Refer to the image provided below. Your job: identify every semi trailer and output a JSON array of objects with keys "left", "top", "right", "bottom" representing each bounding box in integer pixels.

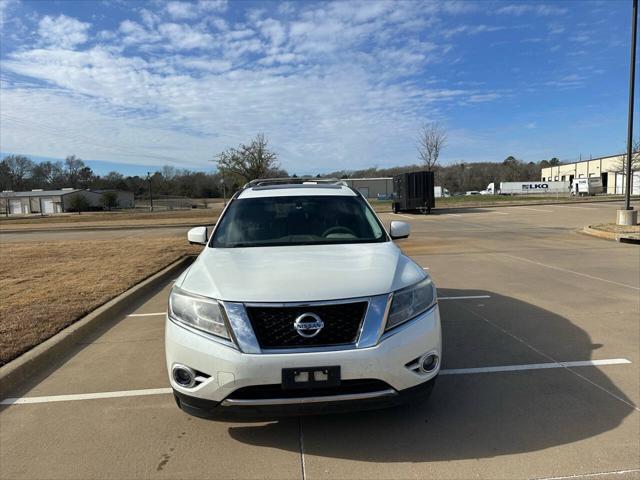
[
  {"left": 393, "top": 171, "right": 435, "bottom": 214},
  {"left": 485, "top": 181, "right": 571, "bottom": 195}
]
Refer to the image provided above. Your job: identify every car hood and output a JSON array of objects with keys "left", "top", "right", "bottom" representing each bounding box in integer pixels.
[{"left": 178, "top": 242, "right": 425, "bottom": 302}]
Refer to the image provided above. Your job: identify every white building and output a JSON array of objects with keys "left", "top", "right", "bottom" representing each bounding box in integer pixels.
[{"left": 540, "top": 153, "right": 639, "bottom": 195}]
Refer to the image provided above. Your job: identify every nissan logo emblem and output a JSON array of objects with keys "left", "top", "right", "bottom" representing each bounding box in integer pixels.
[{"left": 293, "top": 313, "right": 325, "bottom": 338}]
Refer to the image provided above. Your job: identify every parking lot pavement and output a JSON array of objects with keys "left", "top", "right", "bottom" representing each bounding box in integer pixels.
[{"left": 1, "top": 200, "right": 639, "bottom": 480}]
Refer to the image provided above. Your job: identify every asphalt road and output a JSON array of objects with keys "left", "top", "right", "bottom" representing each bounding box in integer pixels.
[{"left": 1, "top": 200, "right": 639, "bottom": 479}]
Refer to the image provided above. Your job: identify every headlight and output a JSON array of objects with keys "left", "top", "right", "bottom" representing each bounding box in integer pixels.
[
  {"left": 385, "top": 277, "right": 437, "bottom": 331},
  {"left": 169, "top": 287, "right": 230, "bottom": 339}
]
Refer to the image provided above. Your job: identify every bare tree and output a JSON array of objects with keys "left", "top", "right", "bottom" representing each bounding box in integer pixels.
[
  {"left": 613, "top": 139, "right": 640, "bottom": 173},
  {"left": 215, "top": 133, "right": 282, "bottom": 182},
  {"left": 1, "top": 154, "right": 34, "bottom": 190},
  {"left": 64, "top": 155, "right": 85, "bottom": 188},
  {"left": 417, "top": 122, "right": 447, "bottom": 171}
]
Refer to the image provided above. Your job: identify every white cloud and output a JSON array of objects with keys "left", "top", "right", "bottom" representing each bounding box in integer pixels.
[
  {"left": 443, "top": 24, "right": 507, "bottom": 38},
  {"left": 165, "top": 2, "right": 196, "bottom": 20},
  {"left": 157, "top": 22, "right": 213, "bottom": 50},
  {"left": 1, "top": 42, "right": 501, "bottom": 171},
  {"left": 197, "top": 0, "right": 227, "bottom": 13},
  {"left": 496, "top": 4, "right": 568, "bottom": 16},
  {"left": 119, "top": 20, "right": 161, "bottom": 45},
  {"left": 1, "top": 0, "right": 509, "bottom": 172},
  {"left": 165, "top": 0, "right": 227, "bottom": 20},
  {"left": 38, "top": 14, "right": 91, "bottom": 49},
  {"left": 257, "top": 18, "right": 286, "bottom": 48},
  {"left": 1, "top": 0, "right": 18, "bottom": 26},
  {"left": 544, "top": 74, "right": 585, "bottom": 88}
]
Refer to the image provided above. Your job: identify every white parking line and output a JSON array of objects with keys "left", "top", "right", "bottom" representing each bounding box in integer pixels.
[
  {"left": 127, "top": 312, "right": 166, "bottom": 317},
  {"left": 391, "top": 213, "right": 415, "bottom": 219},
  {"left": 1, "top": 359, "right": 631, "bottom": 406},
  {"left": 422, "top": 267, "right": 430, "bottom": 270},
  {"left": 533, "top": 468, "right": 640, "bottom": 480},
  {"left": 516, "top": 207, "right": 554, "bottom": 213},
  {"left": 556, "top": 205, "right": 596, "bottom": 210},
  {"left": 503, "top": 254, "right": 640, "bottom": 291},
  {"left": 1, "top": 388, "right": 172, "bottom": 405},
  {"left": 439, "top": 295, "right": 491, "bottom": 300},
  {"left": 440, "top": 359, "right": 631, "bottom": 375}
]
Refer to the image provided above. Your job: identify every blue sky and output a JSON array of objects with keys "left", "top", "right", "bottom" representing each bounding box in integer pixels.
[{"left": 0, "top": 0, "right": 636, "bottom": 176}]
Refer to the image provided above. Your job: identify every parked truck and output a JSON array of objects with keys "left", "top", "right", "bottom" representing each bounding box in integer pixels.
[
  {"left": 434, "top": 186, "right": 450, "bottom": 198},
  {"left": 393, "top": 171, "right": 435, "bottom": 214},
  {"left": 571, "top": 177, "right": 603, "bottom": 196},
  {"left": 485, "top": 181, "right": 570, "bottom": 195}
]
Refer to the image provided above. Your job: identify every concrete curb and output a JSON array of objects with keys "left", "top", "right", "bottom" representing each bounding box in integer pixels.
[
  {"left": 582, "top": 225, "right": 640, "bottom": 244},
  {"left": 0, "top": 255, "right": 196, "bottom": 395},
  {"left": 0, "top": 222, "right": 216, "bottom": 235}
]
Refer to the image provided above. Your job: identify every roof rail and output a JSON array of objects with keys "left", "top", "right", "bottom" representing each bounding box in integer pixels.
[{"left": 244, "top": 177, "right": 347, "bottom": 188}]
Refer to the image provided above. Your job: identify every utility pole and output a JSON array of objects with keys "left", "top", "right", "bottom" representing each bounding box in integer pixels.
[
  {"left": 147, "top": 172, "right": 154, "bottom": 212},
  {"left": 625, "top": 0, "right": 637, "bottom": 211},
  {"left": 220, "top": 174, "right": 227, "bottom": 206}
]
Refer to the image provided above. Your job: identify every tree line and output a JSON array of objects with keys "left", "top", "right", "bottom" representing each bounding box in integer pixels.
[
  {"left": 0, "top": 154, "right": 229, "bottom": 199},
  {"left": 329, "top": 156, "right": 556, "bottom": 193},
  {"left": 2, "top": 130, "right": 567, "bottom": 199}
]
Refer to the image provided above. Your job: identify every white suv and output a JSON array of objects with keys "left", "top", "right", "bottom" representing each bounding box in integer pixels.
[{"left": 165, "top": 179, "right": 441, "bottom": 417}]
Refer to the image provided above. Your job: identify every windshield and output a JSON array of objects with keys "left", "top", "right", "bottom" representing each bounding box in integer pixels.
[{"left": 212, "top": 195, "right": 387, "bottom": 248}]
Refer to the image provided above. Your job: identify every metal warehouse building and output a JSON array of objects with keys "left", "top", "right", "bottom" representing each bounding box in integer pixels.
[
  {"left": 1, "top": 189, "right": 109, "bottom": 215},
  {"left": 90, "top": 189, "right": 135, "bottom": 208},
  {"left": 541, "top": 153, "right": 640, "bottom": 195},
  {"left": 341, "top": 177, "right": 393, "bottom": 198}
]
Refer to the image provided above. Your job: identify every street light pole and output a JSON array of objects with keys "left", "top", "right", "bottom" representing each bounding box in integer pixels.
[
  {"left": 147, "top": 172, "right": 154, "bottom": 212},
  {"left": 625, "top": 0, "right": 637, "bottom": 210}
]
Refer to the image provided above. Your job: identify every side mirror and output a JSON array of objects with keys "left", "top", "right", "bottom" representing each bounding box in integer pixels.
[
  {"left": 187, "top": 226, "right": 208, "bottom": 245},
  {"left": 390, "top": 221, "right": 410, "bottom": 239}
]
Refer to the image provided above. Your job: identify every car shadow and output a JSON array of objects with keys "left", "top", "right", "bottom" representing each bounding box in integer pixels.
[{"left": 225, "top": 289, "right": 636, "bottom": 462}]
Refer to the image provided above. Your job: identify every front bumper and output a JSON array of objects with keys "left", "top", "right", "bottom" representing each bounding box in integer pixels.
[
  {"left": 173, "top": 376, "right": 437, "bottom": 418},
  {"left": 165, "top": 305, "right": 441, "bottom": 413}
]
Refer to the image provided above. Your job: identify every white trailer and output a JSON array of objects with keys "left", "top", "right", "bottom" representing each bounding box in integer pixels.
[
  {"left": 571, "top": 177, "right": 603, "bottom": 196},
  {"left": 486, "top": 181, "right": 570, "bottom": 195}
]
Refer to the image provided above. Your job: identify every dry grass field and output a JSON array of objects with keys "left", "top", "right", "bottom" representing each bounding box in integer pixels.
[
  {"left": 0, "top": 207, "right": 221, "bottom": 230},
  {"left": 0, "top": 238, "right": 200, "bottom": 365}
]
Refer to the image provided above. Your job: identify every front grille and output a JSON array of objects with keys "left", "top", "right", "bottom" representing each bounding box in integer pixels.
[
  {"left": 246, "top": 301, "right": 368, "bottom": 348},
  {"left": 227, "top": 379, "right": 392, "bottom": 400}
]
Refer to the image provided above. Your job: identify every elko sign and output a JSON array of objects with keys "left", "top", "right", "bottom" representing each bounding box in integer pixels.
[{"left": 521, "top": 183, "right": 549, "bottom": 190}]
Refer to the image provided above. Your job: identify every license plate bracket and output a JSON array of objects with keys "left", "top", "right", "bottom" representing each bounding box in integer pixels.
[{"left": 282, "top": 366, "right": 341, "bottom": 389}]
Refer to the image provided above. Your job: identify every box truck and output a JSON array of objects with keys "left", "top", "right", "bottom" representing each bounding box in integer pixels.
[
  {"left": 571, "top": 177, "right": 603, "bottom": 196},
  {"left": 485, "top": 181, "right": 570, "bottom": 195},
  {"left": 434, "top": 186, "right": 450, "bottom": 198},
  {"left": 393, "top": 171, "right": 435, "bottom": 214}
]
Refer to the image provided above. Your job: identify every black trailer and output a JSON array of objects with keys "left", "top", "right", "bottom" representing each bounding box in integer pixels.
[{"left": 392, "top": 171, "right": 435, "bottom": 214}]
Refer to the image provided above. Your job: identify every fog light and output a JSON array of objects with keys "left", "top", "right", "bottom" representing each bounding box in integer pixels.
[
  {"left": 172, "top": 364, "right": 196, "bottom": 388},
  {"left": 420, "top": 354, "right": 439, "bottom": 373}
]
